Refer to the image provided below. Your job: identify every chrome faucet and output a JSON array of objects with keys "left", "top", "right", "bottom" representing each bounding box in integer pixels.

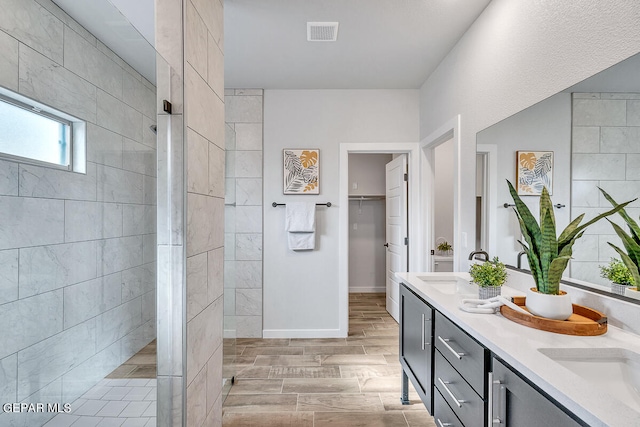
[
  {"left": 517, "top": 251, "right": 528, "bottom": 269},
  {"left": 468, "top": 250, "right": 489, "bottom": 261}
]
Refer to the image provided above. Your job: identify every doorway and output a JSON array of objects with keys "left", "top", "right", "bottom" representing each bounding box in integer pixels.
[
  {"left": 348, "top": 153, "right": 393, "bottom": 296},
  {"left": 347, "top": 153, "right": 408, "bottom": 322},
  {"left": 338, "top": 143, "right": 421, "bottom": 336}
]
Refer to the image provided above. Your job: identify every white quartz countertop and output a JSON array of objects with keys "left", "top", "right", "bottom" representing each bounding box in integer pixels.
[{"left": 397, "top": 272, "right": 640, "bottom": 427}]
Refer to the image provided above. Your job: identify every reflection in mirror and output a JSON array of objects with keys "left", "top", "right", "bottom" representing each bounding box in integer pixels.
[
  {"left": 223, "top": 122, "right": 237, "bottom": 401},
  {"left": 433, "top": 139, "right": 455, "bottom": 271},
  {"left": 476, "top": 52, "right": 640, "bottom": 301},
  {"left": 0, "top": 1, "right": 158, "bottom": 425}
]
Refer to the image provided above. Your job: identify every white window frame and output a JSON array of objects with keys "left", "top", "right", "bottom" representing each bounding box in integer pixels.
[{"left": 0, "top": 87, "right": 86, "bottom": 174}]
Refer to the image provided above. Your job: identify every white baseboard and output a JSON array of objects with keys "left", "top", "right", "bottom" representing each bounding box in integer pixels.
[
  {"left": 349, "top": 286, "right": 386, "bottom": 293},
  {"left": 262, "top": 329, "right": 345, "bottom": 338}
]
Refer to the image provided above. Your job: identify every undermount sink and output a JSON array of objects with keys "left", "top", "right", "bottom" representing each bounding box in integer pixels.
[
  {"left": 538, "top": 347, "right": 640, "bottom": 411},
  {"left": 416, "top": 276, "right": 475, "bottom": 295}
]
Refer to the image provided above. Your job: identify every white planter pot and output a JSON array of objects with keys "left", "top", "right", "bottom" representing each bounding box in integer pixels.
[
  {"left": 611, "top": 283, "right": 629, "bottom": 296},
  {"left": 525, "top": 288, "right": 573, "bottom": 320},
  {"left": 478, "top": 286, "right": 501, "bottom": 299}
]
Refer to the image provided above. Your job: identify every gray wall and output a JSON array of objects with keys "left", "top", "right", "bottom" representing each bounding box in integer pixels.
[
  {"left": 262, "top": 90, "right": 419, "bottom": 337},
  {"left": 419, "top": 0, "right": 640, "bottom": 273},
  {"left": 571, "top": 92, "right": 640, "bottom": 285},
  {"left": 0, "top": 0, "right": 156, "bottom": 425}
]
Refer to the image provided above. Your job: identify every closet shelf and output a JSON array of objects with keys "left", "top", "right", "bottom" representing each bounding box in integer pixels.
[{"left": 348, "top": 195, "right": 386, "bottom": 201}]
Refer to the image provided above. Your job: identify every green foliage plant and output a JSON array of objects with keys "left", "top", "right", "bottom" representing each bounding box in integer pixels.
[
  {"left": 599, "top": 258, "right": 634, "bottom": 286},
  {"left": 507, "top": 180, "right": 631, "bottom": 295},
  {"left": 599, "top": 188, "right": 640, "bottom": 285},
  {"left": 436, "top": 241, "right": 453, "bottom": 253},
  {"left": 469, "top": 257, "right": 507, "bottom": 288}
]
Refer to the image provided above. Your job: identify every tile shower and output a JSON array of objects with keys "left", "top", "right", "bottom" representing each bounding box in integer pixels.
[
  {"left": 0, "top": 1, "right": 156, "bottom": 425},
  {"left": 571, "top": 92, "right": 640, "bottom": 284},
  {"left": 224, "top": 89, "right": 264, "bottom": 338}
]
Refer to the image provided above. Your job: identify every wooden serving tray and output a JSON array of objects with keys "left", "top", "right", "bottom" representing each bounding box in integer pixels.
[{"left": 499, "top": 296, "right": 608, "bottom": 336}]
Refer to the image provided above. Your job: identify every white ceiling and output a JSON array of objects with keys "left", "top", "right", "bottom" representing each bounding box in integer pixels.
[
  {"left": 52, "top": 0, "right": 156, "bottom": 83},
  {"left": 224, "top": 0, "right": 492, "bottom": 89},
  {"left": 54, "top": 0, "right": 492, "bottom": 90}
]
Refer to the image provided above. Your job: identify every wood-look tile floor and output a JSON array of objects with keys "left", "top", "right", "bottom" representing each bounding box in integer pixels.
[
  {"left": 106, "top": 340, "right": 157, "bottom": 379},
  {"left": 222, "top": 293, "right": 436, "bottom": 427}
]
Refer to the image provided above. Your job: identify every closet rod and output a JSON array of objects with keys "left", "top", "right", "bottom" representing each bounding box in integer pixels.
[
  {"left": 348, "top": 196, "right": 386, "bottom": 201},
  {"left": 272, "top": 202, "right": 332, "bottom": 207}
]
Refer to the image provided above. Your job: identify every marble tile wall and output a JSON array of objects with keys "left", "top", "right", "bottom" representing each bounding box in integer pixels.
[
  {"left": 184, "top": 0, "right": 226, "bottom": 426},
  {"left": 0, "top": 1, "right": 157, "bottom": 425},
  {"left": 571, "top": 92, "right": 640, "bottom": 284},
  {"left": 224, "top": 89, "right": 264, "bottom": 338}
]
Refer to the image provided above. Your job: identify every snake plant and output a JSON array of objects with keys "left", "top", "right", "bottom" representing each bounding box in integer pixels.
[
  {"left": 600, "top": 188, "right": 640, "bottom": 286},
  {"left": 507, "top": 180, "right": 631, "bottom": 295}
]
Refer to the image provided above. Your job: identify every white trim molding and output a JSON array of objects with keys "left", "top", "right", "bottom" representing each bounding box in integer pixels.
[
  {"left": 338, "top": 142, "right": 421, "bottom": 338},
  {"left": 263, "top": 329, "right": 343, "bottom": 339}
]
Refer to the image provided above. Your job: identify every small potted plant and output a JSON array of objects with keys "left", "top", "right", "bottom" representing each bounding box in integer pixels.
[
  {"left": 436, "top": 241, "right": 453, "bottom": 256},
  {"left": 600, "top": 188, "right": 640, "bottom": 296},
  {"left": 507, "top": 180, "right": 629, "bottom": 319},
  {"left": 599, "top": 258, "right": 635, "bottom": 295},
  {"left": 469, "top": 257, "right": 507, "bottom": 299}
]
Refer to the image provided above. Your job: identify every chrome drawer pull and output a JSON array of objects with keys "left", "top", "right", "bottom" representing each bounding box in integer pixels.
[
  {"left": 421, "top": 313, "right": 425, "bottom": 350},
  {"left": 488, "top": 372, "right": 503, "bottom": 426},
  {"left": 437, "top": 419, "right": 453, "bottom": 427},
  {"left": 438, "top": 336, "right": 465, "bottom": 359},
  {"left": 438, "top": 377, "right": 466, "bottom": 408}
]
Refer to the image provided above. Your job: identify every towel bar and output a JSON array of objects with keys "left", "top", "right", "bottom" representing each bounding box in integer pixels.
[{"left": 272, "top": 202, "right": 331, "bottom": 207}]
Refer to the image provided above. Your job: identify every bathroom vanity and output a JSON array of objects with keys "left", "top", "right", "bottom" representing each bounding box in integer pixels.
[{"left": 397, "top": 272, "right": 640, "bottom": 427}]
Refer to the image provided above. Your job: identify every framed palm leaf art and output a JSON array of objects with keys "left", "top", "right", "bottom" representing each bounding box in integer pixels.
[
  {"left": 516, "top": 151, "right": 553, "bottom": 195},
  {"left": 283, "top": 149, "right": 320, "bottom": 194}
]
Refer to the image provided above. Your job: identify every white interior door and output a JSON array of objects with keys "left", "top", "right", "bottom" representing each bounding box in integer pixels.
[{"left": 385, "top": 155, "right": 408, "bottom": 322}]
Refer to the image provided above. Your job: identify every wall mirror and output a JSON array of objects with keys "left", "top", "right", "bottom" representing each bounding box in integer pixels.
[{"left": 476, "top": 51, "right": 640, "bottom": 301}]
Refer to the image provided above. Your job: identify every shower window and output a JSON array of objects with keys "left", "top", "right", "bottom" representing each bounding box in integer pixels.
[{"left": 0, "top": 89, "right": 85, "bottom": 171}]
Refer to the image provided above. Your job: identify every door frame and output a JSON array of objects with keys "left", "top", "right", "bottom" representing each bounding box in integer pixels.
[
  {"left": 420, "top": 115, "right": 462, "bottom": 271},
  {"left": 338, "top": 142, "right": 421, "bottom": 337}
]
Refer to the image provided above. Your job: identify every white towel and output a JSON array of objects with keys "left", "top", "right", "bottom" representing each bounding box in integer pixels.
[
  {"left": 285, "top": 202, "right": 316, "bottom": 250},
  {"left": 285, "top": 202, "right": 316, "bottom": 232},
  {"left": 288, "top": 231, "right": 315, "bottom": 251}
]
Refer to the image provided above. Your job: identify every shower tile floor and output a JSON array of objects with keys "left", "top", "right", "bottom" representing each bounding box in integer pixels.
[
  {"left": 44, "top": 342, "right": 157, "bottom": 427},
  {"left": 44, "top": 294, "right": 435, "bottom": 427}
]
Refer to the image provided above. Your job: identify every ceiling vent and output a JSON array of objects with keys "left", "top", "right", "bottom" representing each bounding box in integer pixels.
[{"left": 307, "top": 22, "right": 339, "bottom": 42}]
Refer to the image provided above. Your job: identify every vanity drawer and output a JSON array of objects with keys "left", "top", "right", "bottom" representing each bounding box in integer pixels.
[
  {"left": 434, "top": 388, "right": 464, "bottom": 427},
  {"left": 435, "top": 311, "right": 486, "bottom": 395},
  {"left": 434, "top": 351, "right": 484, "bottom": 427}
]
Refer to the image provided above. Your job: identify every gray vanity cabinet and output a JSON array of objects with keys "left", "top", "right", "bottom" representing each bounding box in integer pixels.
[
  {"left": 399, "top": 283, "right": 586, "bottom": 427},
  {"left": 400, "top": 284, "right": 434, "bottom": 411},
  {"left": 491, "top": 357, "right": 585, "bottom": 427},
  {"left": 434, "top": 311, "right": 488, "bottom": 427}
]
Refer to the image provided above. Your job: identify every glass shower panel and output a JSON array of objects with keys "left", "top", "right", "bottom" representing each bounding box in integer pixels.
[
  {"left": 0, "top": 1, "right": 158, "bottom": 426},
  {"left": 223, "top": 122, "right": 237, "bottom": 402}
]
